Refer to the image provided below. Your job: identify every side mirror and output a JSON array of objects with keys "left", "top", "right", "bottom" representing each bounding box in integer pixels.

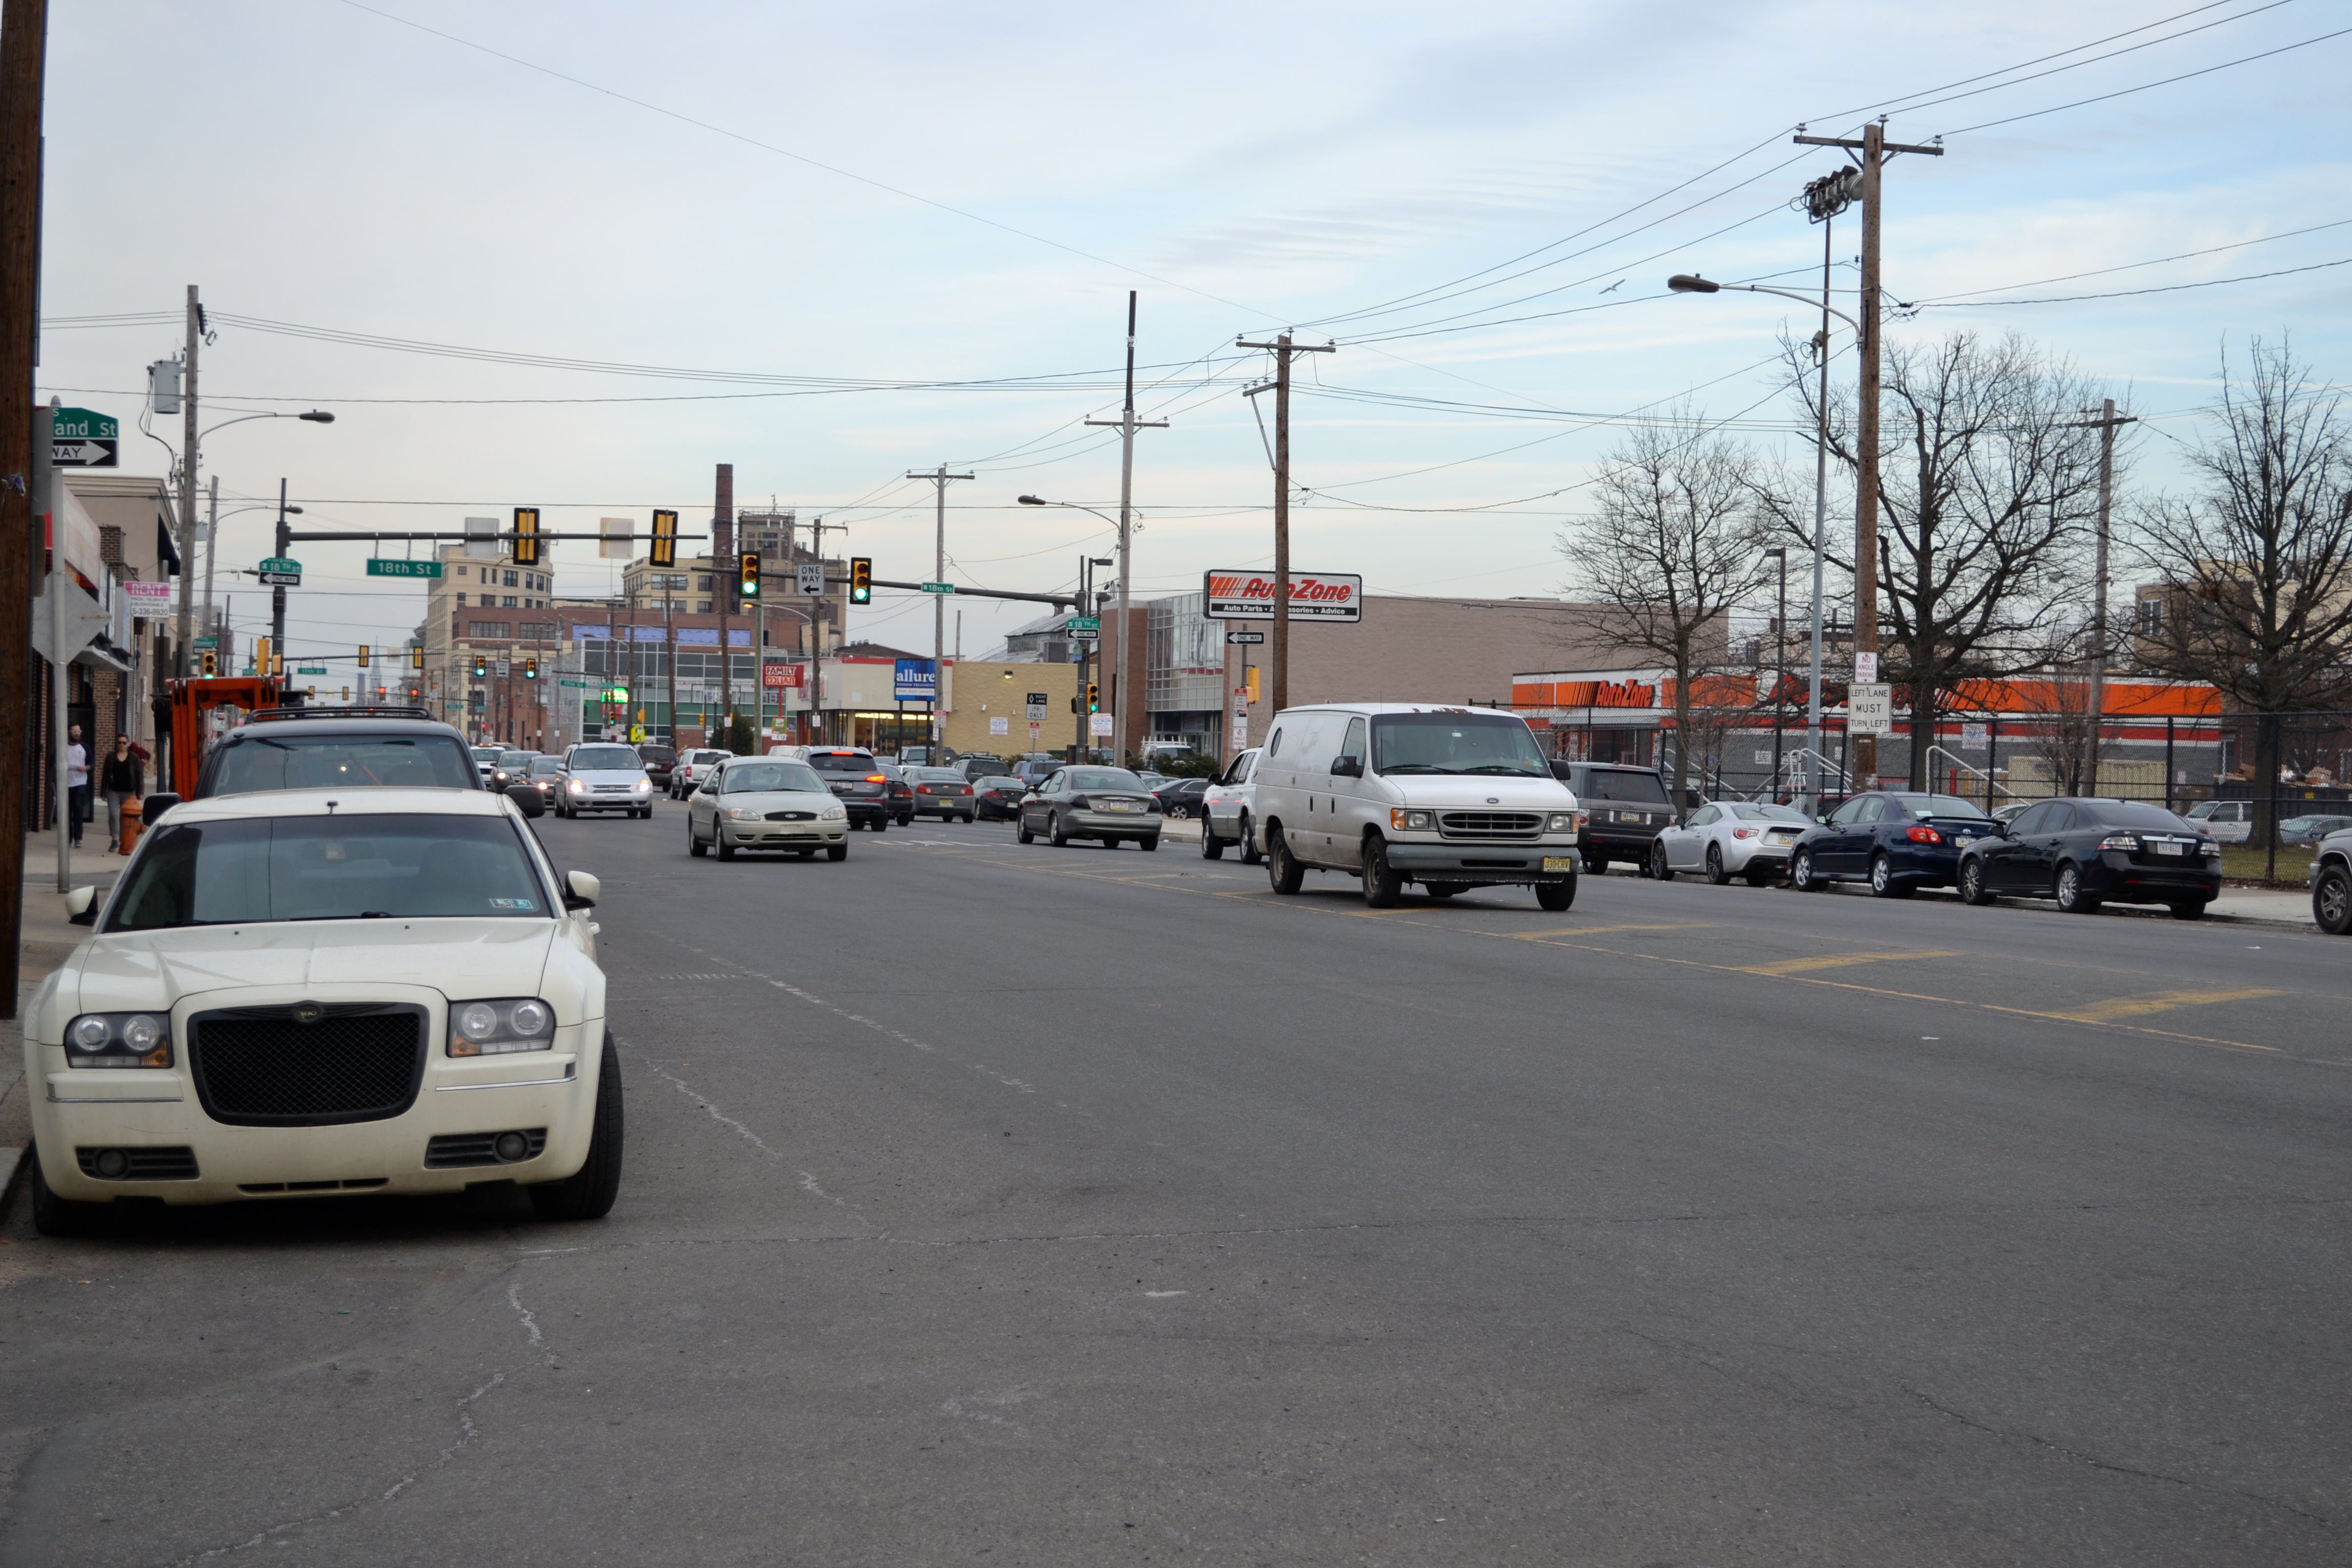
[
  {"left": 1330, "top": 755, "right": 1362, "bottom": 778},
  {"left": 63, "top": 885, "right": 98, "bottom": 925},
  {"left": 1549, "top": 760, "right": 1572, "bottom": 781},
  {"left": 1817, "top": 815, "right": 1831, "bottom": 825},
  {"left": 506, "top": 783, "right": 545, "bottom": 817},
  {"left": 143, "top": 792, "right": 181, "bottom": 824},
  {"left": 563, "top": 870, "right": 600, "bottom": 911}
]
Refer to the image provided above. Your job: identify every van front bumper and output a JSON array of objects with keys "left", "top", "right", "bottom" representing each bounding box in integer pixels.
[{"left": 1386, "top": 843, "right": 1579, "bottom": 885}]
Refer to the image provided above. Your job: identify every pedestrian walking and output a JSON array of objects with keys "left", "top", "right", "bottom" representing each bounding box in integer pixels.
[
  {"left": 65, "top": 724, "right": 90, "bottom": 849},
  {"left": 102, "top": 734, "right": 143, "bottom": 853}
]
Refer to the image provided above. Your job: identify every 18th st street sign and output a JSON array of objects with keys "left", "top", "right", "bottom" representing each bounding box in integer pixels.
[
  {"left": 366, "top": 558, "right": 444, "bottom": 579},
  {"left": 258, "top": 557, "right": 303, "bottom": 586},
  {"left": 51, "top": 407, "right": 118, "bottom": 468}
]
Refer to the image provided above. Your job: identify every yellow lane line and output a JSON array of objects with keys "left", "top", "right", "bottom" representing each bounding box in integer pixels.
[
  {"left": 1741, "top": 949, "right": 1960, "bottom": 976},
  {"left": 2052, "top": 987, "right": 2283, "bottom": 1023},
  {"left": 1508, "top": 923, "right": 1717, "bottom": 939}
]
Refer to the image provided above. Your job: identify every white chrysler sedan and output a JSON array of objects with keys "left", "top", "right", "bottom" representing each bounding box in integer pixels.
[
  {"left": 685, "top": 755, "right": 851, "bottom": 860},
  {"left": 21, "top": 788, "right": 620, "bottom": 1236}
]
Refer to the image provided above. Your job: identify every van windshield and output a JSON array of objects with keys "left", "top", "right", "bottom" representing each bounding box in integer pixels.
[{"left": 1371, "top": 714, "right": 1548, "bottom": 776}]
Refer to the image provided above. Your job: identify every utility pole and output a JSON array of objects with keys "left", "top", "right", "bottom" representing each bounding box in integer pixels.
[
  {"left": 271, "top": 477, "right": 289, "bottom": 655},
  {"left": 1235, "top": 331, "right": 1335, "bottom": 717},
  {"left": 663, "top": 584, "right": 676, "bottom": 748},
  {"left": 0, "top": 0, "right": 52, "bottom": 1004},
  {"left": 905, "top": 464, "right": 972, "bottom": 753},
  {"left": 2072, "top": 398, "right": 2136, "bottom": 794},
  {"left": 1795, "top": 119, "right": 1941, "bottom": 788},
  {"left": 175, "top": 283, "right": 199, "bottom": 676},
  {"left": 714, "top": 462, "right": 733, "bottom": 741},
  {"left": 798, "top": 514, "right": 842, "bottom": 745},
  {"left": 1085, "top": 293, "right": 1167, "bottom": 763},
  {"left": 202, "top": 473, "right": 218, "bottom": 638}
]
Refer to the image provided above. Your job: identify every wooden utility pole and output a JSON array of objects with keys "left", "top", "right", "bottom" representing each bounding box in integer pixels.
[
  {"left": 713, "top": 462, "right": 733, "bottom": 741},
  {"left": 1085, "top": 293, "right": 1166, "bottom": 763},
  {"left": 2072, "top": 398, "right": 2136, "bottom": 792},
  {"left": 175, "top": 284, "right": 199, "bottom": 676},
  {"left": 1795, "top": 119, "right": 1941, "bottom": 787},
  {"left": 1235, "top": 331, "right": 1334, "bottom": 716},
  {"left": 0, "top": 0, "right": 47, "bottom": 1009}
]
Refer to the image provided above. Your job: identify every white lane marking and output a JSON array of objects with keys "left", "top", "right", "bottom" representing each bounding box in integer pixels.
[
  {"left": 1144, "top": 1290, "right": 1188, "bottom": 1298},
  {"left": 631, "top": 1044, "right": 860, "bottom": 1212}
]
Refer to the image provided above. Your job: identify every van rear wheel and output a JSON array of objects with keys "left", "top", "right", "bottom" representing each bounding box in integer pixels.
[{"left": 1266, "top": 827, "right": 1305, "bottom": 895}]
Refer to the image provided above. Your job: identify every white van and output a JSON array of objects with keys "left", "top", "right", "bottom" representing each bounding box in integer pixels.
[{"left": 1250, "top": 703, "right": 1586, "bottom": 909}]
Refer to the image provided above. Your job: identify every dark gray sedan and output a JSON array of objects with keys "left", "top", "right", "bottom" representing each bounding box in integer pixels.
[{"left": 1015, "top": 766, "right": 1163, "bottom": 850}]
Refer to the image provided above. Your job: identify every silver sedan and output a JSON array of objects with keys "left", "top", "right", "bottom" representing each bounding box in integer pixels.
[{"left": 1650, "top": 800, "right": 1814, "bottom": 885}]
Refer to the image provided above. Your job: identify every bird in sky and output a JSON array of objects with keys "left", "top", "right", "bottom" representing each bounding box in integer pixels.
[{"left": 1599, "top": 279, "right": 1625, "bottom": 295}]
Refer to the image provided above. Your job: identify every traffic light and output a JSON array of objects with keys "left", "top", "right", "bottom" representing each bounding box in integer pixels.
[
  {"left": 256, "top": 636, "right": 271, "bottom": 672},
  {"left": 1087, "top": 682, "right": 1099, "bottom": 714},
  {"left": 200, "top": 650, "right": 217, "bottom": 676},
  {"left": 650, "top": 509, "right": 678, "bottom": 569},
  {"left": 849, "top": 557, "right": 872, "bottom": 604},
  {"left": 411, "top": 644, "right": 425, "bottom": 670},
  {"left": 377, "top": 685, "right": 388, "bottom": 700},
  {"left": 357, "top": 644, "right": 370, "bottom": 669},
  {"left": 472, "top": 653, "right": 488, "bottom": 679},
  {"left": 738, "top": 551, "right": 760, "bottom": 603},
  {"left": 511, "top": 506, "right": 541, "bottom": 566},
  {"left": 524, "top": 657, "right": 538, "bottom": 681}
]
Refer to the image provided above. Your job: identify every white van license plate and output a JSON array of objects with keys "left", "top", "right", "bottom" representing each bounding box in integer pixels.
[{"left": 1542, "top": 856, "right": 1576, "bottom": 872}]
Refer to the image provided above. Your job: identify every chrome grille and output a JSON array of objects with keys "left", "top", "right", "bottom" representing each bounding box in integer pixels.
[{"left": 1438, "top": 811, "right": 1543, "bottom": 841}]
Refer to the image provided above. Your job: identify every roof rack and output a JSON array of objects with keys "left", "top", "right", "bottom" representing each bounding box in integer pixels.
[{"left": 245, "top": 705, "right": 437, "bottom": 723}]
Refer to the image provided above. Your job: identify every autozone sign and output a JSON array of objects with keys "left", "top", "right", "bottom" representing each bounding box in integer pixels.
[{"left": 1203, "top": 570, "right": 1362, "bottom": 622}]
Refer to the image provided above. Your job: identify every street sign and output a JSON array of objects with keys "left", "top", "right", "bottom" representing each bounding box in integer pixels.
[
  {"left": 1090, "top": 714, "right": 1114, "bottom": 737},
  {"left": 1960, "top": 722, "right": 1989, "bottom": 748},
  {"left": 560, "top": 679, "right": 595, "bottom": 689},
  {"left": 296, "top": 665, "right": 329, "bottom": 675},
  {"left": 1848, "top": 682, "right": 1893, "bottom": 737},
  {"left": 258, "top": 556, "right": 302, "bottom": 586},
  {"left": 1069, "top": 626, "right": 1098, "bottom": 643},
  {"left": 797, "top": 562, "right": 825, "bottom": 596},
  {"left": 51, "top": 407, "right": 118, "bottom": 468},
  {"left": 1853, "top": 651, "right": 1879, "bottom": 683},
  {"left": 1024, "top": 692, "right": 1048, "bottom": 722},
  {"left": 1067, "top": 615, "right": 1099, "bottom": 632},
  {"left": 366, "top": 558, "right": 444, "bottom": 579},
  {"left": 1226, "top": 630, "right": 1266, "bottom": 645},
  {"left": 192, "top": 636, "right": 216, "bottom": 649},
  {"left": 919, "top": 581, "right": 955, "bottom": 595}
]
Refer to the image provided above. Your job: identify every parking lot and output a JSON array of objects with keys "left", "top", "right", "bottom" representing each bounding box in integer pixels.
[{"left": 6, "top": 795, "right": 2349, "bottom": 1564}]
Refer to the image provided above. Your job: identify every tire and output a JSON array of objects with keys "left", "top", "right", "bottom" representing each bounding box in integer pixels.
[
  {"left": 1200, "top": 823, "right": 1226, "bottom": 860},
  {"left": 1426, "top": 882, "right": 1464, "bottom": 899},
  {"left": 1959, "top": 857, "right": 1995, "bottom": 905},
  {"left": 688, "top": 819, "right": 707, "bottom": 857},
  {"left": 2053, "top": 862, "right": 2099, "bottom": 914},
  {"left": 1139, "top": 835, "right": 1159, "bottom": 853},
  {"left": 1361, "top": 836, "right": 1402, "bottom": 908},
  {"left": 1868, "top": 852, "right": 1913, "bottom": 898},
  {"left": 529, "top": 1038, "right": 624, "bottom": 1221},
  {"left": 1792, "top": 848, "right": 1827, "bottom": 892},
  {"left": 1017, "top": 818, "right": 1035, "bottom": 844},
  {"left": 2169, "top": 899, "right": 2209, "bottom": 921},
  {"left": 827, "top": 843, "right": 848, "bottom": 862},
  {"left": 872, "top": 818, "right": 887, "bottom": 834},
  {"left": 1650, "top": 841, "right": 1673, "bottom": 882},
  {"left": 717, "top": 830, "right": 737, "bottom": 862},
  {"left": 961, "top": 813, "right": 974, "bottom": 824},
  {"left": 1266, "top": 827, "right": 1305, "bottom": 895},
  {"left": 1706, "top": 844, "right": 1730, "bottom": 886},
  {"left": 1535, "top": 878, "right": 1576, "bottom": 913},
  {"left": 896, "top": 814, "right": 912, "bottom": 827},
  {"left": 1049, "top": 813, "right": 1069, "bottom": 848},
  {"left": 1239, "top": 814, "right": 1262, "bottom": 866},
  {"left": 2316, "top": 865, "right": 2352, "bottom": 935},
  {"left": 28, "top": 1143, "right": 109, "bottom": 1238},
  {"left": 1583, "top": 850, "right": 1608, "bottom": 875}
]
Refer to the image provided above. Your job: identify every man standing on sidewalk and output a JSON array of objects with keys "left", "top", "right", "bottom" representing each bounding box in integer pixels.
[{"left": 64, "top": 724, "right": 89, "bottom": 850}]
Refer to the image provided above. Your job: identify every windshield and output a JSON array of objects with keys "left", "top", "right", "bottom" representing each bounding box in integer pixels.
[
  {"left": 1731, "top": 802, "right": 1812, "bottom": 823},
  {"left": 721, "top": 762, "right": 825, "bottom": 794},
  {"left": 107, "top": 814, "right": 550, "bottom": 931},
  {"left": 805, "top": 752, "right": 876, "bottom": 773},
  {"left": 1371, "top": 714, "right": 1549, "bottom": 776},
  {"left": 638, "top": 746, "right": 675, "bottom": 763},
  {"left": 1068, "top": 769, "right": 1145, "bottom": 792},
  {"left": 1890, "top": 793, "right": 1989, "bottom": 820},
  {"left": 1580, "top": 769, "right": 1671, "bottom": 803},
  {"left": 471, "top": 747, "right": 500, "bottom": 763},
  {"left": 2086, "top": 800, "right": 2196, "bottom": 830},
  {"left": 496, "top": 751, "right": 531, "bottom": 769},
  {"left": 210, "top": 734, "right": 480, "bottom": 794},
  {"left": 568, "top": 746, "right": 642, "bottom": 772},
  {"left": 528, "top": 758, "right": 564, "bottom": 777}
]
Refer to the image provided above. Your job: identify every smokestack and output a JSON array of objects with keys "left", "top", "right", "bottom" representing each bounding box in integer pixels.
[{"left": 714, "top": 462, "right": 734, "bottom": 561}]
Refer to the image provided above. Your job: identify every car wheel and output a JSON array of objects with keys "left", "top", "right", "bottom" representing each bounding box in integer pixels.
[
  {"left": 962, "top": 812, "right": 974, "bottom": 824},
  {"left": 1200, "top": 822, "right": 1225, "bottom": 860},
  {"left": 2053, "top": 862, "right": 2099, "bottom": 914},
  {"left": 1239, "top": 813, "right": 1263, "bottom": 866},
  {"left": 529, "top": 1039, "right": 624, "bottom": 1221},
  {"left": 2169, "top": 898, "right": 2209, "bottom": 921},
  {"left": 872, "top": 818, "right": 887, "bottom": 834},
  {"left": 1426, "top": 881, "right": 1464, "bottom": 899},
  {"left": 827, "top": 843, "right": 848, "bottom": 862},
  {"left": 1361, "top": 836, "right": 1402, "bottom": 908},
  {"left": 717, "top": 830, "right": 737, "bottom": 861},
  {"left": 688, "top": 819, "right": 707, "bottom": 857},
  {"left": 1868, "top": 852, "right": 1913, "bottom": 898},
  {"left": 1706, "top": 843, "right": 1731, "bottom": 886},
  {"left": 1650, "top": 841, "right": 1673, "bottom": 881},
  {"left": 1017, "top": 816, "right": 1035, "bottom": 844},
  {"left": 28, "top": 1143, "right": 110, "bottom": 1238},
  {"left": 1583, "top": 850, "right": 1608, "bottom": 875},
  {"left": 1959, "top": 857, "right": 1994, "bottom": 905},
  {"left": 897, "top": 814, "right": 912, "bottom": 827},
  {"left": 1266, "top": 826, "right": 1305, "bottom": 895},
  {"left": 1535, "top": 878, "right": 1576, "bottom": 913},
  {"left": 1139, "top": 835, "right": 1159, "bottom": 853},
  {"left": 1049, "top": 813, "right": 1070, "bottom": 848},
  {"left": 1792, "top": 848, "right": 1826, "bottom": 892},
  {"left": 2315, "top": 865, "right": 2352, "bottom": 934}
]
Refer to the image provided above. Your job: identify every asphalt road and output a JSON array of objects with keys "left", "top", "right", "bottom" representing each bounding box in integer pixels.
[{"left": 5, "top": 798, "right": 2350, "bottom": 1565}]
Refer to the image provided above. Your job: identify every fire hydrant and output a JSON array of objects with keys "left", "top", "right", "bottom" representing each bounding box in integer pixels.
[{"left": 119, "top": 794, "right": 143, "bottom": 855}]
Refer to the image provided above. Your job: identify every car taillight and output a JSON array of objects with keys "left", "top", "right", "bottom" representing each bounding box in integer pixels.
[
  {"left": 1731, "top": 827, "right": 1757, "bottom": 839},
  {"left": 1905, "top": 825, "right": 1943, "bottom": 844},
  {"left": 2097, "top": 833, "right": 2141, "bottom": 851},
  {"left": 866, "top": 774, "right": 886, "bottom": 783}
]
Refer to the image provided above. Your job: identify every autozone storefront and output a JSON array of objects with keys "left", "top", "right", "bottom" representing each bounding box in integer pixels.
[{"left": 1512, "top": 672, "right": 1671, "bottom": 766}]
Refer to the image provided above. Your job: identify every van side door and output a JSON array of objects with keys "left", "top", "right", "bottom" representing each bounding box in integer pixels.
[{"left": 1328, "top": 716, "right": 1370, "bottom": 870}]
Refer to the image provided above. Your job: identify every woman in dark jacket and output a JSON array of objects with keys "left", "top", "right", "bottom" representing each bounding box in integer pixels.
[{"left": 100, "top": 736, "right": 143, "bottom": 853}]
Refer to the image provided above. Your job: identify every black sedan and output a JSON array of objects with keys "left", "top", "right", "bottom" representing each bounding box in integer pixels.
[
  {"left": 1958, "top": 797, "right": 2221, "bottom": 918},
  {"left": 1788, "top": 791, "right": 1999, "bottom": 897},
  {"left": 972, "top": 775, "right": 1029, "bottom": 822},
  {"left": 1153, "top": 776, "right": 1213, "bottom": 820}
]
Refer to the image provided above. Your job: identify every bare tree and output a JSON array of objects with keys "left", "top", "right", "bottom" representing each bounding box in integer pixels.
[
  {"left": 1784, "top": 329, "right": 2106, "bottom": 787},
  {"left": 2133, "top": 338, "right": 2352, "bottom": 876},
  {"left": 1562, "top": 413, "right": 1769, "bottom": 807}
]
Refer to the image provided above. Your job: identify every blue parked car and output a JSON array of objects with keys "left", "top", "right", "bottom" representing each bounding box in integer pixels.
[{"left": 1787, "top": 791, "right": 1998, "bottom": 897}]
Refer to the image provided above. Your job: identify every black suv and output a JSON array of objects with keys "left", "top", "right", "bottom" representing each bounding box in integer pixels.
[
  {"left": 802, "top": 747, "right": 892, "bottom": 831},
  {"left": 194, "top": 707, "right": 483, "bottom": 799},
  {"left": 1553, "top": 761, "right": 1676, "bottom": 873}
]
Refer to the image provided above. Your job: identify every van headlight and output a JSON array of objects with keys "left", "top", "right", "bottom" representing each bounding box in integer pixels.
[
  {"left": 448, "top": 997, "right": 557, "bottom": 1057},
  {"left": 64, "top": 1011, "right": 173, "bottom": 1068},
  {"left": 1547, "top": 813, "right": 1577, "bottom": 832},
  {"left": 1389, "top": 808, "right": 1433, "bottom": 831}
]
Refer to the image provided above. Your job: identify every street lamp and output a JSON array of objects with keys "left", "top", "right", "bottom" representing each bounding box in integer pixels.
[
  {"left": 155, "top": 409, "right": 335, "bottom": 677},
  {"left": 1020, "top": 495, "right": 1125, "bottom": 762},
  {"left": 1667, "top": 271, "right": 1857, "bottom": 810}
]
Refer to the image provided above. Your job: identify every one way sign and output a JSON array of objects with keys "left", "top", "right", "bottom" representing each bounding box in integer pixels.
[
  {"left": 53, "top": 439, "right": 117, "bottom": 467},
  {"left": 51, "top": 407, "right": 118, "bottom": 468}
]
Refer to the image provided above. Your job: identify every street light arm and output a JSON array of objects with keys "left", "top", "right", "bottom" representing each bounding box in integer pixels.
[
  {"left": 1669, "top": 274, "right": 1858, "bottom": 332},
  {"left": 196, "top": 409, "right": 334, "bottom": 442},
  {"left": 1018, "top": 496, "right": 1121, "bottom": 530}
]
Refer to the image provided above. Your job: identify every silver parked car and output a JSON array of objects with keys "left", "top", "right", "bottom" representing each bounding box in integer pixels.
[
  {"left": 1650, "top": 799, "right": 1814, "bottom": 885},
  {"left": 1200, "top": 747, "right": 1261, "bottom": 864}
]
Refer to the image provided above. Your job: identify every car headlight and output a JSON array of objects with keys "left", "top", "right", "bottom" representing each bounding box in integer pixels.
[
  {"left": 1389, "top": 808, "right": 1433, "bottom": 831},
  {"left": 1547, "top": 812, "right": 1576, "bottom": 832},
  {"left": 726, "top": 806, "right": 763, "bottom": 821},
  {"left": 63, "top": 1011, "right": 172, "bottom": 1068},
  {"left": 448, "top": 997, "right": 556, "bottom": 1057},
  {"left": 634, "top": 778, "right": 651, "bottom": 793},
  {"left": 822, "top": 805, "right": 846, "bottom": 820},
  {"left": 567, "top": 779, "right": 586, "bottom": 794}
]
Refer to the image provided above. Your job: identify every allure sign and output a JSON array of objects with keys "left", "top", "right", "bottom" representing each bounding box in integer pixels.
[{"left": 1203, "top": 570, "right": 1363, "bottom": 623}]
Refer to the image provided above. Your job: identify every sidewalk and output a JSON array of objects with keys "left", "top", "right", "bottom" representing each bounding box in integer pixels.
[{"left": 1, "top": 835, "right": 127, "bottom": 1213}]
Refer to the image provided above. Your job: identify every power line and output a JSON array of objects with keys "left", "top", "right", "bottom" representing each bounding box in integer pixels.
[
  {"left": 1917, "top": 254, "right": 2352, "bottom": 308},
  {"left": 1913, "top": 216, "right": 2352, "bottom": 302},
  {"left": 1942, "top": 22, "right": 2352, "bottom": 136}
]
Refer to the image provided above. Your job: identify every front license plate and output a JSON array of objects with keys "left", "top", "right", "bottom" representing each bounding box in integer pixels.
[
  {"left": 2154, "top": 841, "right": 2184, "bottom": 856},
  {"left": 1542, "top": 856, "right": 1576, "bottom": 873}
]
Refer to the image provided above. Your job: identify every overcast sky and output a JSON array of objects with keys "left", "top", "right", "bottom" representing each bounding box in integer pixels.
[{"left": 33, "top": 1, "right": 2352, "bottom": 666}]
